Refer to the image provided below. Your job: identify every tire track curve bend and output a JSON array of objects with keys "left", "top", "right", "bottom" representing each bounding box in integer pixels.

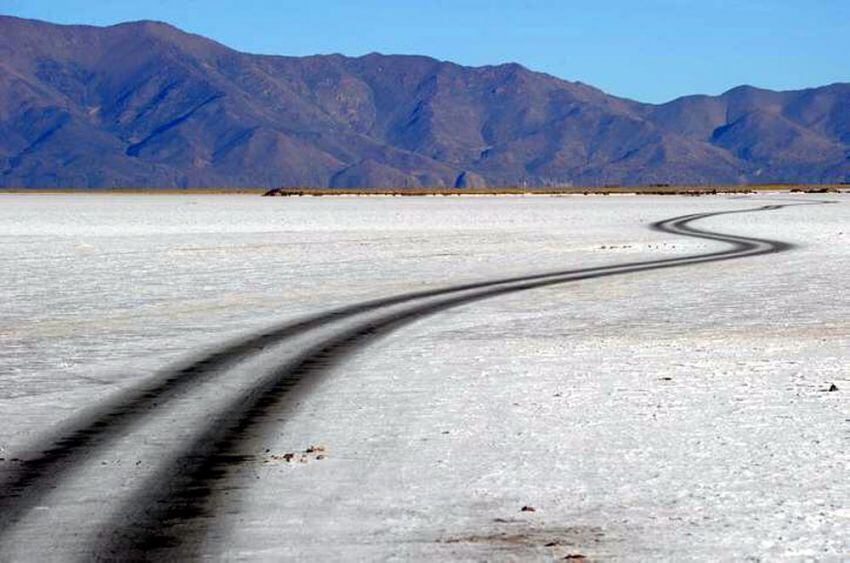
[{"left": 0, "top": 200, "right": 831, "bottom": 559}]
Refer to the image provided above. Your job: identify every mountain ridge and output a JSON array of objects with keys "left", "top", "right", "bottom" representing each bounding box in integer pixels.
[{"left": 1, "top": 15, "right": 848, "bottom": 188}]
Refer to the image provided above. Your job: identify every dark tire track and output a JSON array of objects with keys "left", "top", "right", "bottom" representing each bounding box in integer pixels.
[
  {"left": 0, "top": 203, "right": 794, "bottom": 534},
  {"left": 90, "top": 201, "right": 827, "bottom": 558},
  {"left": 0, "top": 219, "right": 729, "bottom": 532},
  {"left": 0, "top": 200, "right": 832, "bottom": 558}
]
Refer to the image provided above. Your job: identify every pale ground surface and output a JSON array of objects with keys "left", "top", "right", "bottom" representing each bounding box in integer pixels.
[{"left": 0, "top": 193, "right": 848, "bottom": 560}]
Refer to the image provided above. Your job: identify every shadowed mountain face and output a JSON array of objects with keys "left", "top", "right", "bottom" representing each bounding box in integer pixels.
[{"left": 1, "top": 16, "right": 849, "bottom": 188}]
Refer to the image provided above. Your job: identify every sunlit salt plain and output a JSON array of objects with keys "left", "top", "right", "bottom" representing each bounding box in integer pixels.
[{"left": 1, "top": 193, "right": 848, "bottom": 560}]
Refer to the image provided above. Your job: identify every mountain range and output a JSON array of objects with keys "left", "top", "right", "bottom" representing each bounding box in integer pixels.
[{"left": 2, "top": 15, "right": 849, "bottom": 188}]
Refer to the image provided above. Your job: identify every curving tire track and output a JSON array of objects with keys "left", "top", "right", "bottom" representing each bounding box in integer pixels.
[{"left": 0, "top": 200, "right": 832, "bottom": 558}]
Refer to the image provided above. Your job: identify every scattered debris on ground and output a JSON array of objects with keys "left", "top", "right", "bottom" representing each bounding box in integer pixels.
[
  {"left": 265, "top": 444, "right": 327, "bottom": 464},
  {"left": 439, "top": 522, "right": 603, "bottom": 559},
  {"left": 520, "top": 505, "right": 536, "bottom": 512}
]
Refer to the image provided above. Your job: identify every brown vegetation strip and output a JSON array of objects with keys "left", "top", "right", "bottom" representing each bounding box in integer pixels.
[{"left": 262, "top": 184, "right": 845, "bottom": 196}]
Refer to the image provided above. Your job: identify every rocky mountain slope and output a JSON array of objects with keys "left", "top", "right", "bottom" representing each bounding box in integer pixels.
[{"left": 1, "top": 15, "right": 848, "bottom": 188}]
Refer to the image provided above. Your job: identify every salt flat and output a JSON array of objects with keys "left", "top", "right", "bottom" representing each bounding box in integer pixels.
[{"left": 0, "top": 193, "right": 848, "bottom": 560}]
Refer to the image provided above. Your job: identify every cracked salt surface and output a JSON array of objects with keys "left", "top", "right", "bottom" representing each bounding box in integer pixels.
[{"left": 1, "top": 193, "right": 848, "bottom": 559}]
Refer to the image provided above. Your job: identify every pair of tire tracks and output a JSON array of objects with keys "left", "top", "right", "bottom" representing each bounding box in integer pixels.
[{"left": 0, "top": 200, "right": 831, "bottom": 558}]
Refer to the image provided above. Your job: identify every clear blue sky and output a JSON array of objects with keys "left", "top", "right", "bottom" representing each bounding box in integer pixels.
[{"left": 2, "top": 0, "right": 848, "bottom": 103}]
